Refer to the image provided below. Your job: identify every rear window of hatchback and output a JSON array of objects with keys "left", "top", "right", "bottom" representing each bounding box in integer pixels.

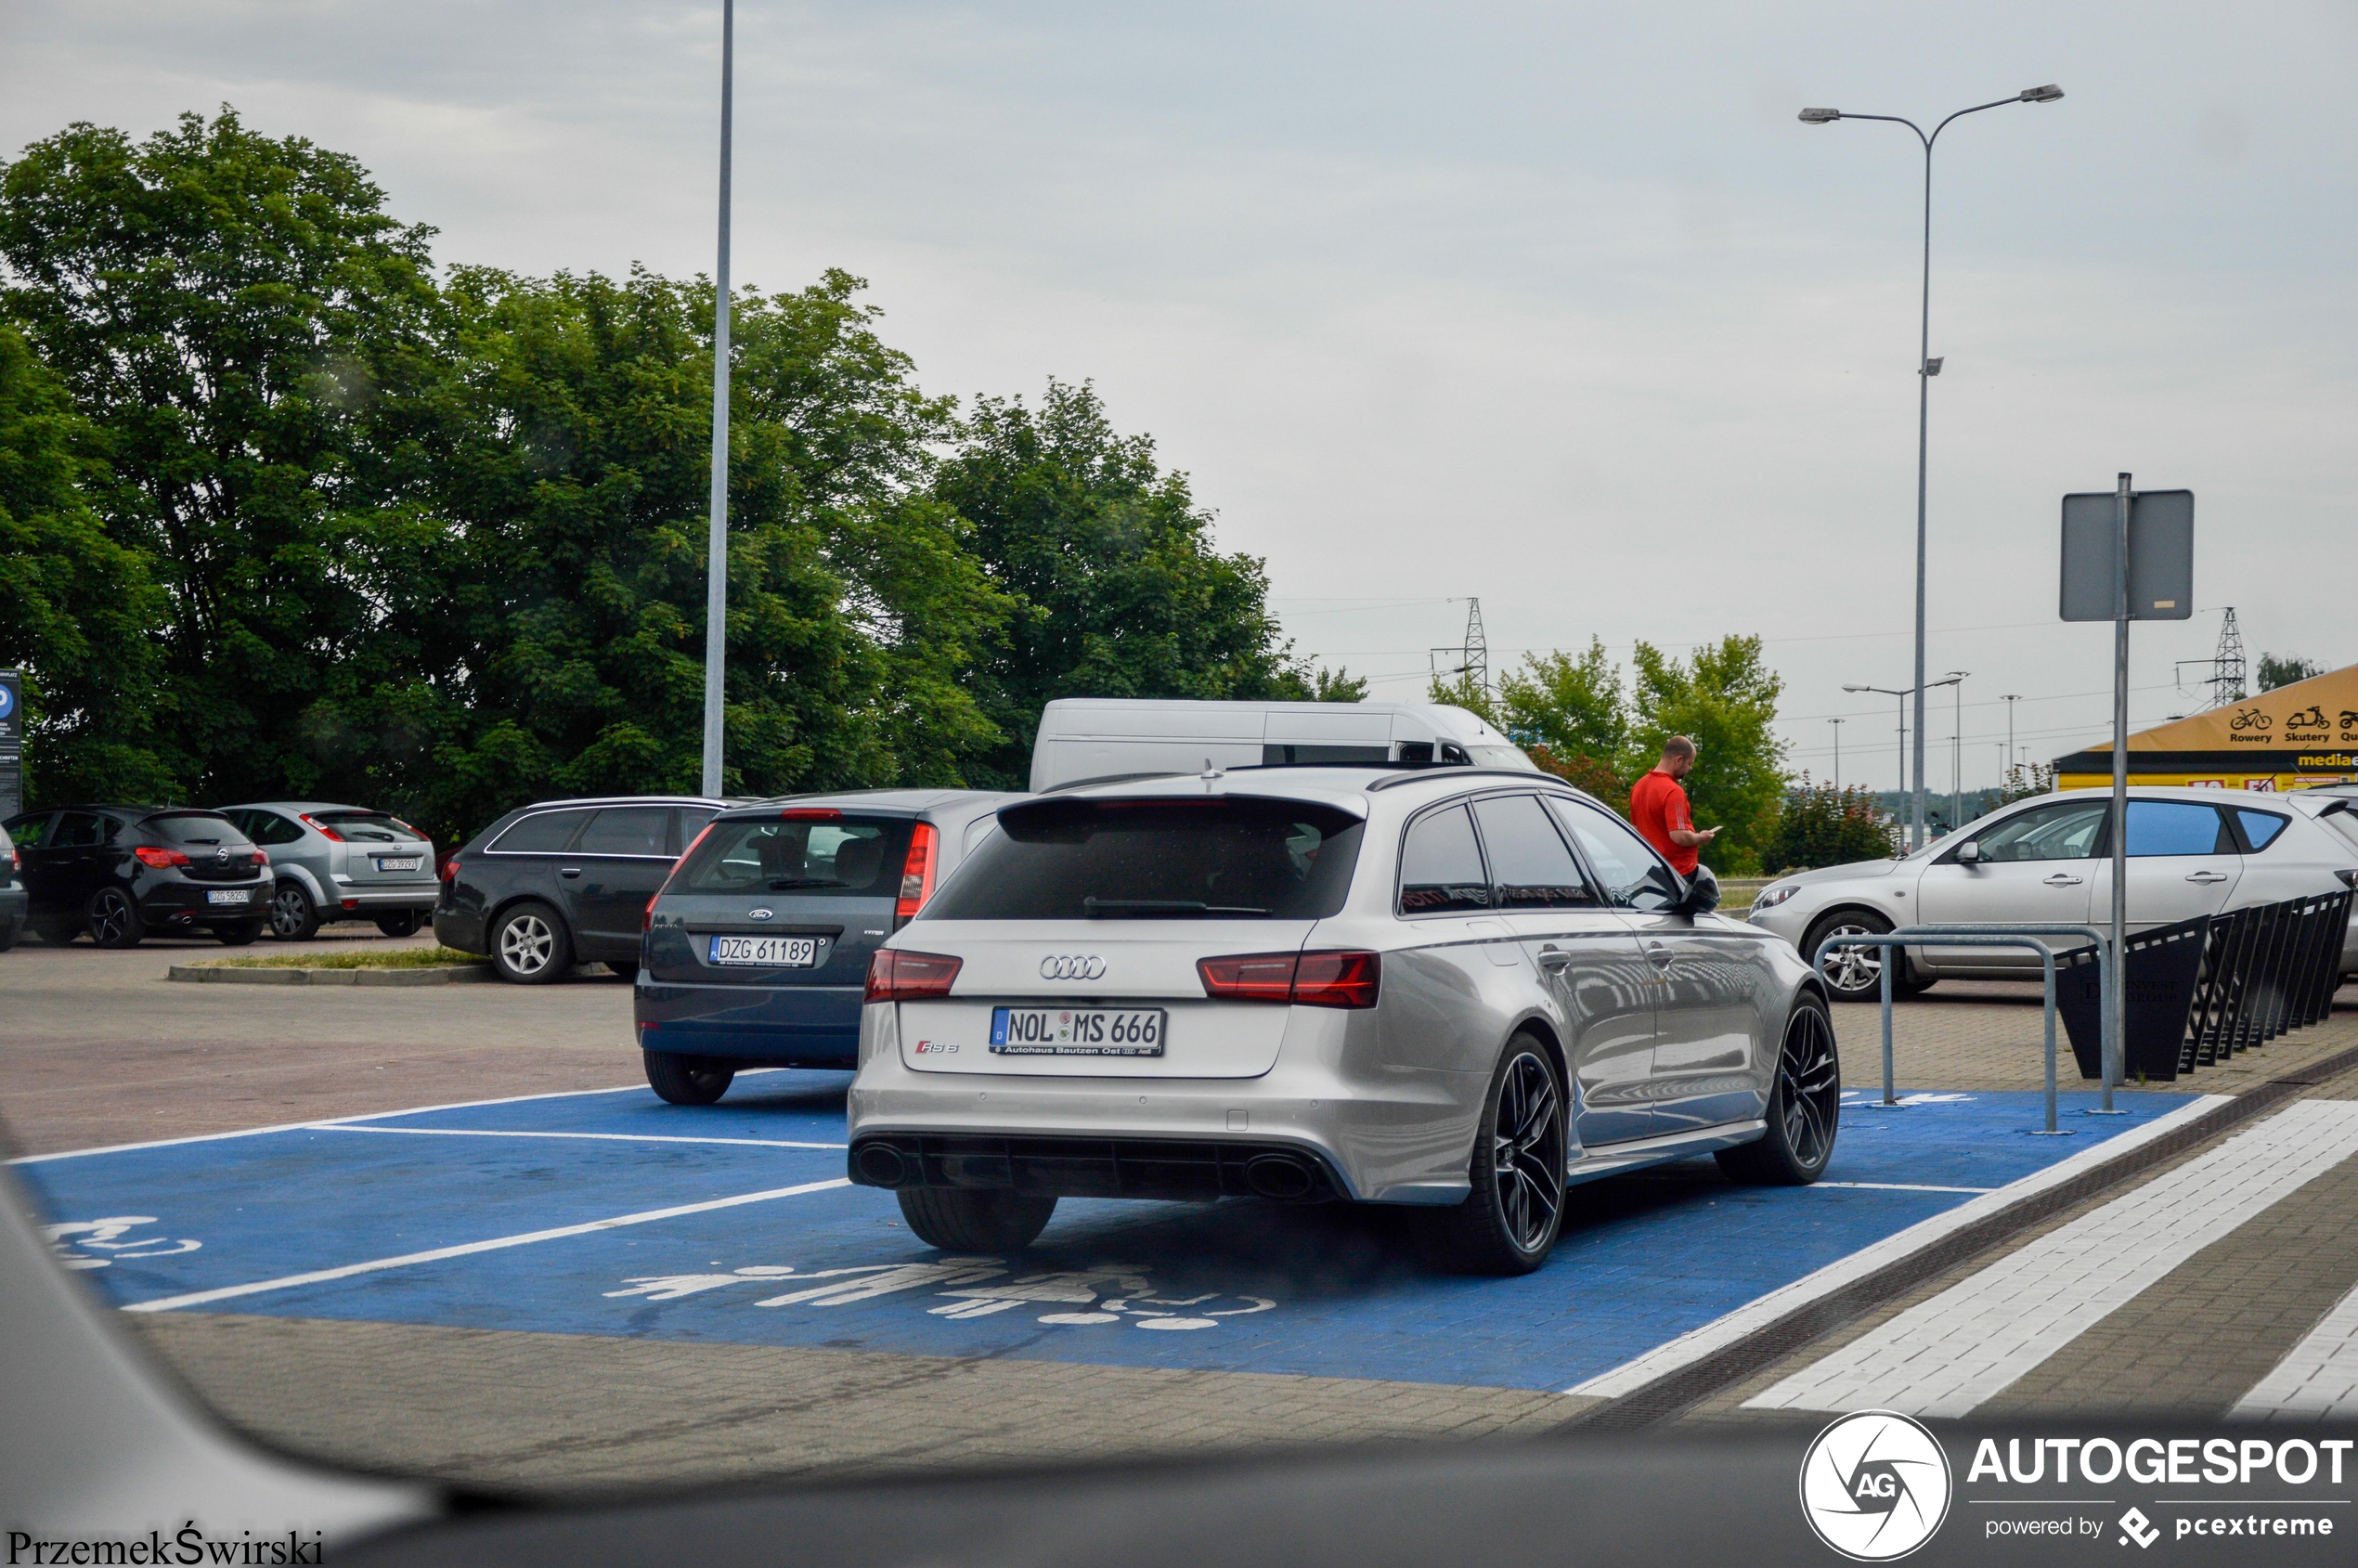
[
  {"left": 145, "top": 811, "right": 251, "bottom": 847},
  {"left": 672, "top": 814, "right": 914, "bottom": 899}
]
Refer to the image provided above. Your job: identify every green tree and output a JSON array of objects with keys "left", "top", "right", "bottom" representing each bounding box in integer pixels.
[
  {"left": 0, "top": 108, "right": 440, "bottom": 803},
  {"left": 347, "top": 266, "right": 1012, "bottom": 841},
  {"left": 1619, "top": 635, "right": 1786, "bottom": 875},
  {"left": 933, "top": 379, "right": 1313, "bottom": 784},
  {"left": 2257, "top": 653, "right": 2324, "bottom": 692},
  {"left": 1766, "top": 776, "right": 1898, "bottom": 872},
  {"left": 0, "top": 322, "right": 175, "bottom": 802}
]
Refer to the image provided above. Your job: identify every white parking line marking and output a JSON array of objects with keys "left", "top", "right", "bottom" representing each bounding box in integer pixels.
[
  {"left": 121, "top": 1176, "right": 852, "bottom": 1314},
  {"left": 1565, "top": 1095, "right": 2230, "bottom": 1398},
  {"left": 311, "top": 1124, "right": 848, "bottom": 1151},
  {"left": 1813, "top": 1182, "right": 1994, "bottom": 1194},
  {"left": 7, "top": 1072, "right": 798, "bottom": 1164},
  {"left": 2231, "top": 1279, "right": 2358, "bottom": 1422},
  {"left": 1745, "top": 1099, "right": 2358, "bottom": 1418}
]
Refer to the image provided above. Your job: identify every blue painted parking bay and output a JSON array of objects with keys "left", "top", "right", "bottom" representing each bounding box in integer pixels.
[{"left": 19, "top": 1080, "right": 2193, "bottom": 1393}]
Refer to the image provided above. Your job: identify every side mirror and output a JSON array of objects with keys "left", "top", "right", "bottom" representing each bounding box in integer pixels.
[
  {"left": 1678, "top": 864, "right": 1722, "bottom": 917},
  {"left": 1955, "top": 839, "right": 1982, "bottom": 864}
]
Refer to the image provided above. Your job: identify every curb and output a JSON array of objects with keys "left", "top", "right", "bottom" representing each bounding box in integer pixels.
[{"left": 167, "top": 964, "right": 495, "bottom": 987}]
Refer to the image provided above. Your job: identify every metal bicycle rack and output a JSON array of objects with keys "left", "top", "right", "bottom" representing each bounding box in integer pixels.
[{"left": 1814, "top": 923, "right": 2117, "bottom": 1136}]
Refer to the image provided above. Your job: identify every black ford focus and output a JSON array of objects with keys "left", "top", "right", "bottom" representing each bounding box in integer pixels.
[
  {"left": 635, "top": 790, "right": 1017, "bottom": 1104},
  {"left": 3, "top": 806, "right": 273, "bottom": 947}
]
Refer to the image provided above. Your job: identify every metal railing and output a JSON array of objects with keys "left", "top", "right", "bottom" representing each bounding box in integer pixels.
[{"left": 1814, "top": 923, "right": 2117, "bottom": 1135}]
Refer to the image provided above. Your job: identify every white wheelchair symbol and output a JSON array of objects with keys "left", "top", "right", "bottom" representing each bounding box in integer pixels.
[
  {"left": 44, "top": 1216, "right": 204, "bottom": 1270},
  {"left": 607, "top": 1256, "right": 1276, "bottom": 1329}
]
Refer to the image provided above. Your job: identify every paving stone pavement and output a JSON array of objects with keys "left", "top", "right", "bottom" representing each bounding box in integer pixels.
[{"left": 130, "top": 1312, "right": 1574, "bottom": 1494}]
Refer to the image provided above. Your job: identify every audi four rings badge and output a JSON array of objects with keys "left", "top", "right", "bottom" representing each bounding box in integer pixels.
[{"left": 1040, "top": 955, "right": 1106, "bottom": 980}]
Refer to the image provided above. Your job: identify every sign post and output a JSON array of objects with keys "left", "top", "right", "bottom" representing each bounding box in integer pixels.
[
  {"left": 2060, "top": 478, "right": 2194, "bottom": 1110},
  {"left": 0, "top": 668, "right": 20, "bottom": 822}
]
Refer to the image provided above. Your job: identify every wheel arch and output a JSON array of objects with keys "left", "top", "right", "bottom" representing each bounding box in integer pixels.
[{"left": 1500, "top": 1012, "right": 1569, "bottom": 1097}]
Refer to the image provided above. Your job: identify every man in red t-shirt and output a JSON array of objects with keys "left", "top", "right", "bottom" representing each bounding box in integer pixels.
[{"left": 1628, "top": 735, "right": 1717, "bottom": 877}]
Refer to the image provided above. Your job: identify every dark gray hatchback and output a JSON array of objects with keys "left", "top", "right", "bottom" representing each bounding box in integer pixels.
[{"left": 635, "top": 790, "right": 1018, "bottom": 1104}]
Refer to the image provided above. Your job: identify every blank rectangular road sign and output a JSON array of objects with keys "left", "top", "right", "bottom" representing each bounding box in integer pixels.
[{"left": 2059, "top": 489, "right": 2194, "bottom": 622}]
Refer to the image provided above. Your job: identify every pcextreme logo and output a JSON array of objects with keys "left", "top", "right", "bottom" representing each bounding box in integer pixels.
[{"left": 1798, "top": 1410, "right": 1953, "bottom": 1561}]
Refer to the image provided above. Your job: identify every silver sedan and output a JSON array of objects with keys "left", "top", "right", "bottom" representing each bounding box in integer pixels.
[
  {"left": 847, "top": 766, "right": 1836, "bottom": 1274},
  {"left": 1748, "top": 785, "right": 2358, "bottom": 1002}
]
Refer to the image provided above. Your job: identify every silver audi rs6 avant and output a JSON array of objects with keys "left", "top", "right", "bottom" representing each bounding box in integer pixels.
[{"left": 847, "top": 766, "right": 1838, "bottom": 1275}]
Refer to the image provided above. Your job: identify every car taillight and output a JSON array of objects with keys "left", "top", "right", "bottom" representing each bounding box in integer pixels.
[
  {"left": 643, "top": 895, "right": 659, "bottom": 933},
  {"left": 132, "top": 846, "right": 191, "bottom": 869},
  {"left": 865, "top": 949, "right": 963, "bottom": 1002},
  {"left": 439, "top": 857, "right": 460, "bottom": 882},
  {"left": 253, "top": 849, "right": 268, "bottom": 864},
  {"left": 896, "top": 822, "right": 939, "bottom": 924},
  {"left": 642, "top": 822, "right": 717, "bottom": 932},
  {"left": 300, "top": 813, "right": 344, "bottom": 842},
  {"left": 780, "top": 808, "right": 841, "bottom": 822},
  {"left": 1198, "top": 950, "right": 1380, "bottom": 1009}
]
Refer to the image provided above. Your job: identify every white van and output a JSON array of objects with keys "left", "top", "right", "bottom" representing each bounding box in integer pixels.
[{"left": 1028, "top": 699, "right": 1537, "bottom": 792}]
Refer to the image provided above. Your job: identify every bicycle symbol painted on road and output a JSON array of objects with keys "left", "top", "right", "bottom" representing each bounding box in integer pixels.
[
  {"left": 44, "top": 1216, "right": 204, "bottom": 1270},
  {"left": 604, "top": 1257, "right": 1276, "bottom": 1331}
]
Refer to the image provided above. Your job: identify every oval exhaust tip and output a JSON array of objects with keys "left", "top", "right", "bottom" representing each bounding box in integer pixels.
[
  {"left": 1244, "top": 1153, "right": 1315, "bottom": 1200},
  {"left": 854, "top": 1143, "right": 909, "bottom": 1188}
]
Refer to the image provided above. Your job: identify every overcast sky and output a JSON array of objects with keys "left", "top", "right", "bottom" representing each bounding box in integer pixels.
[{"left": 6, "top": 1, "right": 2353, "bottom": 791}]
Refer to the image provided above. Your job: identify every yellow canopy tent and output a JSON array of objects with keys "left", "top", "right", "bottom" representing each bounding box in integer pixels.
[{"left": 2055, "top": 662, "right": 2358, "bottom": 794}]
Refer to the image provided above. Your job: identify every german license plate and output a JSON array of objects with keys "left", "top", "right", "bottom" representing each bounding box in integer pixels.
[
  {"left": 991, "top": 1006, "right": 1166, "bottom": 1056},
  {"left": 373, "top": 856, "right": 422, "bottom": 872},
  {"left": 205, "top": 889, "right": 250, "bottom": 905},
  {"left": 707, "top": 935, "right": 817, "bottom": 967}
]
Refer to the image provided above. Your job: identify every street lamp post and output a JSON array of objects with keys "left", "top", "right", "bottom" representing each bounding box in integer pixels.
[
  {"left": 1828, "top": 717, "right": 1844, "bottom": 791},
  {"left": 2002, "top": 693, "right": 2023, "bottom": 792},
  {"left": 1947, "top": 669, "right": 1969, "bottom": 833},
  {"left": 1843, "top": 683, "right": 1910, "bottom": 805},
  {"left": 699, "top": 0, "right": 737, "bottom": 799},
  {"left": 1801, "top": 84, "right": 2064, "bottom": 851}
]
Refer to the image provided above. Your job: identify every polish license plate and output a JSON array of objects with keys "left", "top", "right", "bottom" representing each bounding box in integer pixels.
[
  {"left": 373, "top": 856, "right": 422, "bottom": 872},
  {"left": 707, "top": 935, "right": 817, "bottom": 967},
  {"left": 205, "top": 889, "right": 250, "bottom": 905},
  {"left": 991, "top": 1006, "right": 1166, "bottom": 1056}
]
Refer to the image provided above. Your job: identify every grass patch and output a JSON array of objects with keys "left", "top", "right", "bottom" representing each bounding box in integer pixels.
[{"left": 189, "top": 945, "right": 486, "bottom": 971}]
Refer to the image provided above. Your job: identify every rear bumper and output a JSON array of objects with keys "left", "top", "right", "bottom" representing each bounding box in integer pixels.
[
  {"left": 849, "top": 1131, "right": 1348, "bottom": 1204},
  {"left": 433, "top": 909, "right": 486, "bottom": 954},
  {"left": 847, "top": 1003, "right": 1479, "bottom": 1205},
  {"left": 0, "top": 888, "right": 25, "bottom": 928},
  {"left": 635, "top": 978, "right": 864, "bottom": 1067},
  {"left": 325, "top": 882, "right": 440, "bottom": 914},
  {"left": 138, "top": 880, "right": 271, "bottom": 926}
]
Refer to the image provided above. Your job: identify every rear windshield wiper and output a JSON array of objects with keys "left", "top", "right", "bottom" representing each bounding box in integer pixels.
[
  {"left": 1082, "top": 897, "right": 1270, "bottom": 918},
  {"left": 766, "top": 877, "right": 847, "bottom": 890}
]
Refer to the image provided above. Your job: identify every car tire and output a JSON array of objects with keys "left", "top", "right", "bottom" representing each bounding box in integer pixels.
[
  {"left": 605, "top": 960, "right": 638, "bottom": 979},
  {"left": 490, "top": 901, "right": 571, "bottom": 984},
  {"left": 1408, "top": 1035, "right": 1569, "bottom": 1276},
  {"left": 86, "top": 888, "right": 145, "bottom": 949},
  {"left": 0, "top": 922, "right": 17, "bottom": 952},
  {"left": 1717, "top": 991, "right": 1841, "bottom": 1186},
  {"left": 896, "top": 1187, "right": 1058, "bottom": 1253},
  {"left": 643, "top": 1050, "right": 734, "bottom": 1106},
  {"left": 268, "top": 882, "right": 321, "bottom": 941},
  {"left": 1802, "top": 910, "right": 1934, "bottom": 1002},
  {"left": 32, "top": 916, "right": 78, "bottom": 945},
  {"left": 214, "top": 920, "right": 266, "bottom": 947},
  {"left": 375, "top": 911, "right": 422, "bottom": 938}
]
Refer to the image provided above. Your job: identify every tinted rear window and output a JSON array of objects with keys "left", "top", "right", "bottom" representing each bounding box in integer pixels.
[
  {"left": 924, "top": 797, "right": 1363, "bottom": 920},
  {"left": 490, "top": 808, "right": 592, "bottom": 853},
  {"left": 146, "top": 811, "right": 249, "bottom": 847},
  {"left": 673, "top": 816, "right": 913, "bottom": 898},
  {"left": 310, "top": 810, "right": 425, "bottom": 843}
]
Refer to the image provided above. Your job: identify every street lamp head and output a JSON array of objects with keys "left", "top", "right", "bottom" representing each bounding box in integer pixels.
[
  {"left": 1842, "top": 683, "right": 1871, "bottom": 693},
  {"left": 2020, "top": 84, "right": 2064, "bottom": 103},
  {"left": 1798, "top": 107, "right": 1842, "bottom": 124}
]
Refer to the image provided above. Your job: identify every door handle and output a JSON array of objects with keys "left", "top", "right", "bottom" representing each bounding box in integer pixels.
[
  {"left": 1537, "top": 945, "right": 1570, "bottom": 973},
  {"left": 559, "top": 867, "right": 582, "bottom": 879},
  {"left": 2042, "top": 874, "right": 2084, "bottom": 887},
  {"left": 2184, "top": 871, "right": 2229, "bottom": 884},
  {"left": 1646, "top": 943, "right": 1674, "bottom": 966}
]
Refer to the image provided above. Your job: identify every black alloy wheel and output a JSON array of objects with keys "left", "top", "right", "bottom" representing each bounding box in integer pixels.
[
  {"left": 643, "top": 1050, "right": 735, "bottom": 1106},
  {"left": 896, "top": 1188, "right": 1059, "bottom": 1253},
  {"left": 269, "top": 882, "right": 321, "bottom": 940},
  {"left": 1718, "top": 992, "right": 1842, "bottom": 1186},
  {"left": 375, "top": 911, "right": 421, "bottom": 938},
  {"left": 86, "top": 888, "right": 145, "bottom": 949},
  {"left": 1411, "top": 1038, "right": 1568, "bottom": 1276}
]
